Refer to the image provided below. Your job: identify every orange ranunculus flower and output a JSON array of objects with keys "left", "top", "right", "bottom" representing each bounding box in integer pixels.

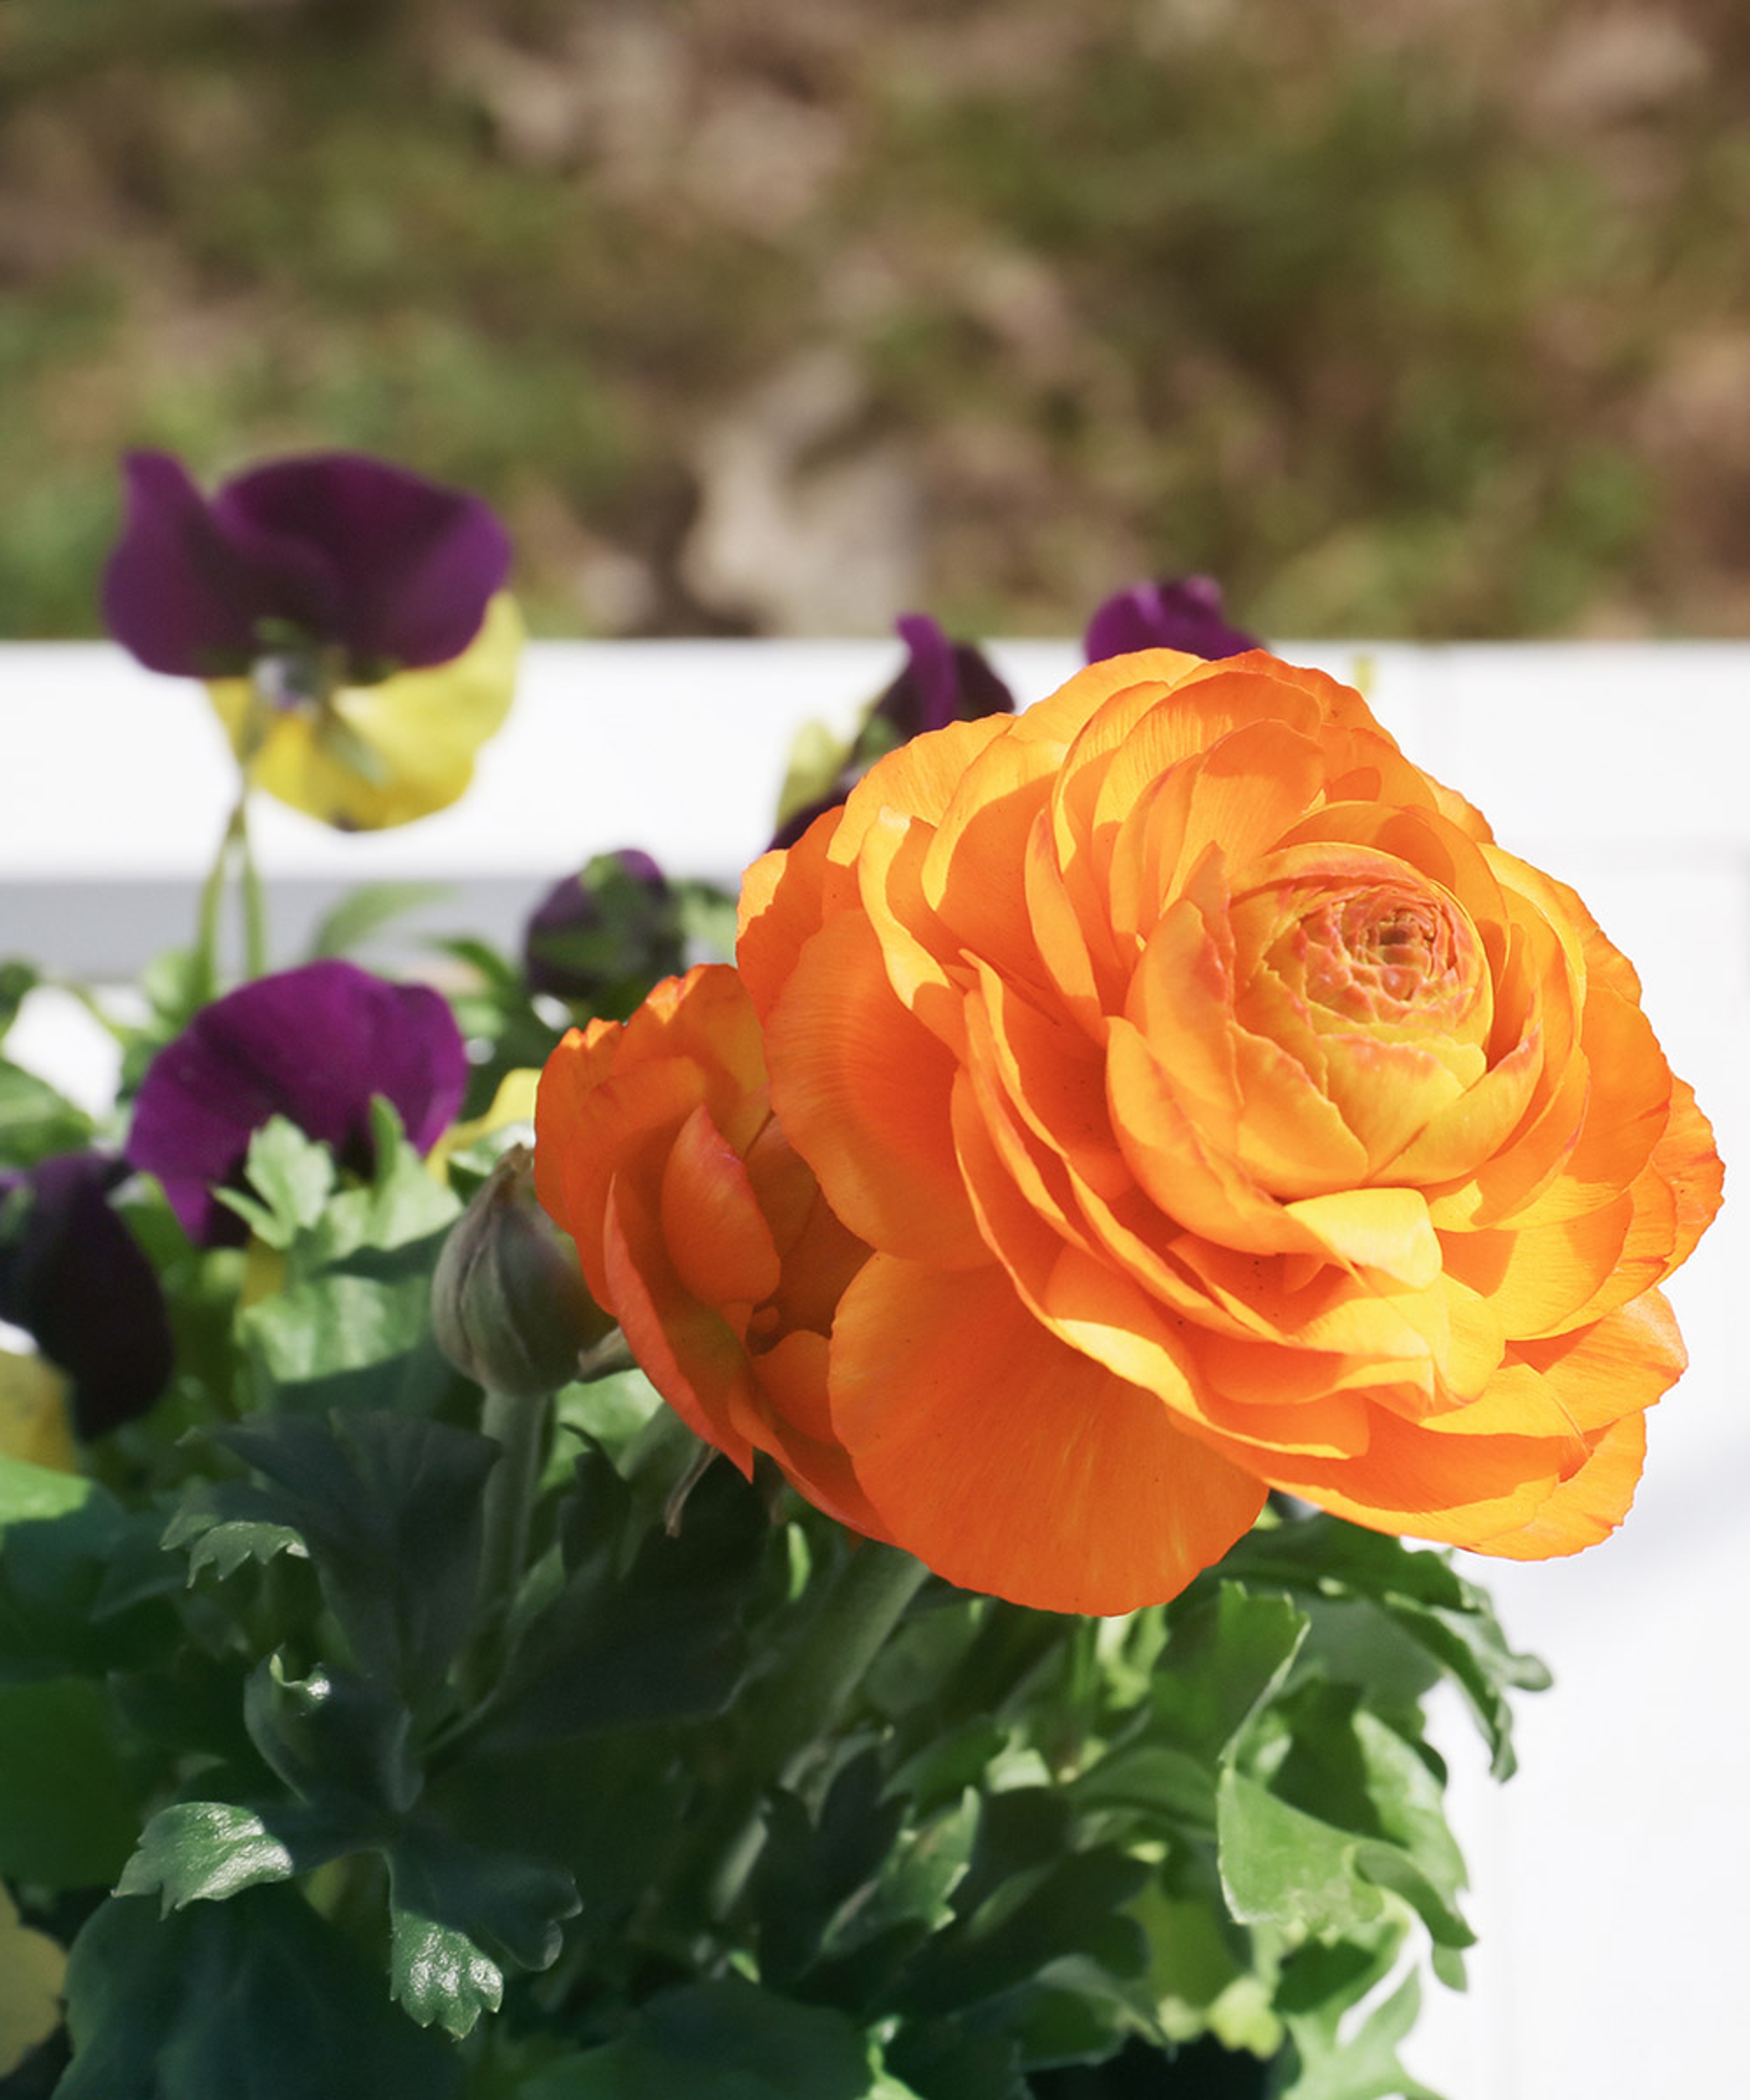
[
  {"left": 732, "top": 648, "right": 1722, "bottom": 1612},
  {"left": 533, "top": 963, "right": 882, "bottom": 1538}
]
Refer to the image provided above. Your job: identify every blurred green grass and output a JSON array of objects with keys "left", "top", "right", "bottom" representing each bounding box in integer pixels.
[{"left": 2, "top": 0, "right": 1746, "bottom": 638}]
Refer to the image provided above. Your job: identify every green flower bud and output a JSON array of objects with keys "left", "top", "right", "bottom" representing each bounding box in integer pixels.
[{"left": 432, "top": 1144, "right": 610, "bottom": 1398}]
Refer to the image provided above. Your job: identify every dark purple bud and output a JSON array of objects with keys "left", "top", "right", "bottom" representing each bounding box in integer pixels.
[
  {"left": 0, "top": 1154, "right": 174, "bottom": 1438},
  {"left": 103, "top": 449, "right": 511, "bottom": 679},
  {"left": 522, "top": 850, "right": 686, "bottom": 1019},
  {"left": 870, "top": 613, "right": 1016, "bottom": 744},
  {"left": 1083, "top": 576, "right": 1259, "bottom": 665},
  {"left": 770, "top": 616, "right": 1016, "bottom": 851},
  {"left": 127, "top": 960, "right": 468, "bottom": 1247}
]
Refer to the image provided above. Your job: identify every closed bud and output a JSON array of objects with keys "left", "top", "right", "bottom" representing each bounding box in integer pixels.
[{"left": 432, "top": 1144, "right": 610, "bottom": 1398}]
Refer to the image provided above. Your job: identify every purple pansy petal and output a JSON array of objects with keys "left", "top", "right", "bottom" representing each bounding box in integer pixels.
[
  {"left": 127, "top": 959, "right": 468, "bottom": 1247},
  {"left": 0, "top": 1155, "right": 174, "bottom": 1438},
  {"left": 103, "top": 449, "right": 511, "bottom": 678},
  {"left": 102, "top": 452, "right": 329, "bottom": 677},
  {"left": 769, "top": 616, "right": 1015, "bottom": 851},
  {"left": 876, "top": 613, "right": 1016, "bottom": 741},
  {"left": 214, "top": 454, "right": 511, "bottom": 669},
  {"left": 1083, "top": 576, "right": 1260, "bottom": 664}
]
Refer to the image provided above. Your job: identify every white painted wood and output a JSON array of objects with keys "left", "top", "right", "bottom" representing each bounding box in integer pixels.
[{"left": 3, "top": 639, "right": 1744, "bottom": 2096}]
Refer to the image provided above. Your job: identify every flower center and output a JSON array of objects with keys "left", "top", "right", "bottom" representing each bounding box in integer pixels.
[{"left": 1292, "top": 884, "right": 1476, "bottom": 1031}]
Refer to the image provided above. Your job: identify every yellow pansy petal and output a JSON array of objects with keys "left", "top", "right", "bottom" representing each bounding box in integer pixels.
[{"left": 209, "top": 591, "right": 523, "bottom": 830}]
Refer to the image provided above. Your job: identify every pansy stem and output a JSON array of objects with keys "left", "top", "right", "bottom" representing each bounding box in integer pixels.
[{"left": 235, "top": 789, "right": 269, "bottom": 979}]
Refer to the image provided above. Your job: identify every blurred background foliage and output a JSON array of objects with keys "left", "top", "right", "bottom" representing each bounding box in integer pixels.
[{"left": 3, "top": 0, "right": 1748, "bottom": 639}]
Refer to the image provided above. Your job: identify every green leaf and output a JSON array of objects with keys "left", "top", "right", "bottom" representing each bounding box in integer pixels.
[
  {"left": 1218, "top": 1767, "right": 1386, "bottom": 1943},
  {"left": 0, "top": 959, "right": 40, "bottom": 1042},
  {"left": 299, "top": 1099, "right": 461, "bottom": 1267},
  {"left": 484, "top": 1453, "right": 765, "bottom": 1745},
  {"left": 519, "top": 1976, "right": 884, "bottom": 2099},
  {"left": 162, "top": 1478, "right": 309, "bottom": 1584},
  {"left": 1234, "top": 1684, "right": 1473, "bottom": 1952},
  {"left": 115, "top": 1799, "right": 352, "bottom": 1911},
  {"left": 243, "top": 1653, "right": 422, "bottom": 1816},
  {"left": 219, "top": 1116, "right": 337, "bottom": 1248},
  {"left": 307, "top": 882, "right": 456, "bottom": 961},
  {"left": 210, "top": 1411, "right": 494, "bottom": 1698},
  {"left": 1213, "top": 1517, "right": 1547, "bottom": 1778},
  {"left": 0, "top": 1675, "right": 140, "bottom": 1884},
  {"left": 0, "top": 1454, "right": 177, "bottom": 1678},
  {"left": 61, "top": 1887, "right": 461, "bottom": 2100},
  {"left": 386, "top": 1821, "right": 580, "bottom": 2037},
  {"left": 1276, "top": 1943, "right": 1445, "bottom": 2100},
  {"left": 1127, "top": 1861, "right": 1282, "bottom": 2057},
  {"left": 0, "top": 1056, "right": 94, "bottom": 1167}
]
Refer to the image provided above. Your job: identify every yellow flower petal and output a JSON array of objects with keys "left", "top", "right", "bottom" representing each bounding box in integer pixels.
[
  {"left": 208, "top": 591, "right": 523, "bottom": 830},
  {"left": 0, "top": 1886, "right": 65, "bottom": 2076},
  {"left": 0, "top": 1350, "right": 76, "bottom": 1473}
]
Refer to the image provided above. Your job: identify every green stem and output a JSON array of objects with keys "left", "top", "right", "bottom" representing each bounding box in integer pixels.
[
  {"left": 478, "top": 1385, "right": 549, "bottom": 1643},
  {"left": 235, "top": 788, "right": 269, "bottom": 978},
  {"left": 191, "top": 814, "right": 237, "bottom": 1007},
  {"left": 679, "top": 1539, "right": 930, "bottom": 1925},
  {"left": 744, "top": 1539, "right": 930, "bottom": 1773}
]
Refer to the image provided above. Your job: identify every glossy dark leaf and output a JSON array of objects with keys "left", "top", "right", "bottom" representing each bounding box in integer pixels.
[
  {"left": 484, "top": 1453, "right": 765, "bottom": 1745},
  {"left": 209, "top": 1410, "right": 494, "bottom": 1698},
  {"left": 60, "top": 1885, "right": 460, "bottom": 2100},
  {"left": 517, "top": 1976, "right": 884, "bottom": 2100},
  {"left": 385, "top": 1819, "right": 579, "bottom": 2036},
  {"left": 243, "top": 1653, "right": 422, "bottom": 1817},
  {"left": 115, "top": 1798, "right": 354, "bottom": 1911}
]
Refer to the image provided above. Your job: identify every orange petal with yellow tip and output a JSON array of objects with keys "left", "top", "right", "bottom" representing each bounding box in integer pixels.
[
  {"left": 766, "top": 908, "right": 987, "bottom": 1267},
  {"left": 829, "top": 1255, "right": 1266, "bottom": 1613},
  {"left": 1464, "top": 1411, "right": 1647, "bottom": 1561}
]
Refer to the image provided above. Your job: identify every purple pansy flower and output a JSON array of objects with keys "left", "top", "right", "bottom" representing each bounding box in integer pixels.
[
  {"left": 771, "top": 614, "right": 1015, "bottom": 850},
  {"left": 127, "top": 960, "right": 469, "bottom": 1247},
  {"left": 103, "top": 450, "right": 512, "bottom": 680},
  {"left": 523, "top": 849, "right": 686, "bottom": 1018},
  {"left": 1083, "top": 576, "right": 1259, "bottom": 665},
  {"left": 0, "top": 1154, "right": 174, "bottom": 1438}
]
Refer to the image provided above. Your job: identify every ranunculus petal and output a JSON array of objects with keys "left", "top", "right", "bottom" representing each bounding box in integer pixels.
[
  {"left": 128, "top": 960, "right": 468, "bottom": 1246},
  {"left": 766, "top": 909, "right": 988, "bottom": 1267},
  {"left": 829, "top": 1256, "right": 1266, "bottom": 1613}
]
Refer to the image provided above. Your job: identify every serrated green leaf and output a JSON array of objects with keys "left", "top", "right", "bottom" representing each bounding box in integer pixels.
[
  {"left": 163, "top": 1477, "right": 309, "bottom": 1583},
  {"left": 61, "top": 1887, "right": 461, "bottom": 2100},
  {"left": 484, "top": 1455, "right": 764, "bottom": 1745},
  {"left": 114, "top": 1799, "right": 350, "bottom": 1911},
  {"left": 1217, "top": 1767, "right": 1386, "bottom": 1942},
  {"left": 223, "top": 1116, "right": 337, "bottom": 1249},
  {"left": 520, "top": 1976, "right": 884, "bottom": 2099},
  {"left": 0, "top": 1675, "right": 140, "bottom": 1884},
  {"left": 386, "top": 1821, "right": 579, "bottom": 2036},
  {"left": 1127, "top": 1868, "right": 1283, "bottom": 2057},
  {"left": 210, "top": 1411, "right": 494, "bottom": 1697},
  {"left": 1211, "top": 1517, "right": 1547, "bottom": 1779},
  {"left": 1276, "top": 1946, "right": 1445, "bottom": 2100},
  {"left": 307, "top": 883, "right": 456, "bottom": 962}
]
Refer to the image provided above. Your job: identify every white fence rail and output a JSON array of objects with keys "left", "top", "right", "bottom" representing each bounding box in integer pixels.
[{"left": 4, "top": 638, "right": 1747, "bottom": 2096}]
